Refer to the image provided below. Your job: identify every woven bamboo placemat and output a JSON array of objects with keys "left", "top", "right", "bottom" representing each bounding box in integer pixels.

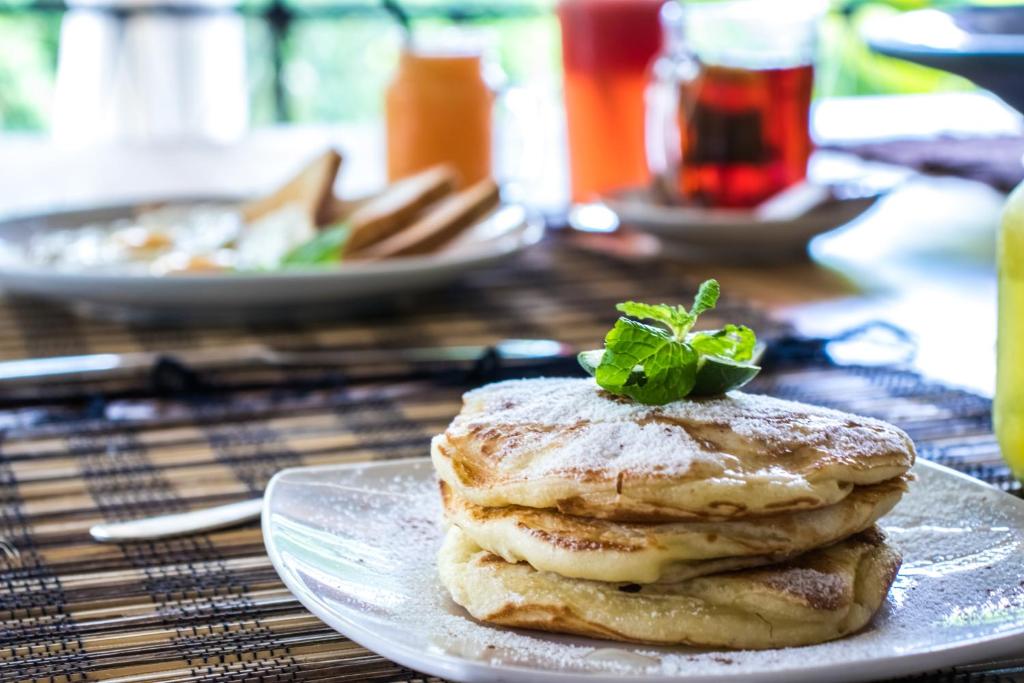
[{"left": 1, "top": 243, "right": 1020, "bottom": 682}]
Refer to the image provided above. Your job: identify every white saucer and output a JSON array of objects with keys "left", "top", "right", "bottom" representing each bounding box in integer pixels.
[
  {"left": 598, "top": 187, "right": 882, "bottom": 263},
  {"left": 264, "top": 457, "right": 1024, "bottom": 683}
]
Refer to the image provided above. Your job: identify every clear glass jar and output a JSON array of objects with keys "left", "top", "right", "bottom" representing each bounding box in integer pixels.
[
  {"left": 386, "top": 43, "right": 494, "bottom": 188},
  {"left": 646, "top": 0, "right": 822, "bottom": 208}
]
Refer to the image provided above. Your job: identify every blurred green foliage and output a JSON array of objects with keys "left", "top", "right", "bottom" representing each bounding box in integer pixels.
[
  {"left": 819, "top": 4, "right": 971, "bottom": 96},
  {"left": 0, "top": 12, "right": 59, "bottom": 130},
  {"left": 0, "top": 0, "right": 1013, "bottom": 132}
]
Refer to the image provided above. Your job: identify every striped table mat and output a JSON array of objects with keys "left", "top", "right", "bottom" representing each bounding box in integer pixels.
[
  {"left": 0, "top": 245, "right": 778, "bottom": 361},
  {"left": 2, "top": 243, "right": 1021, "bottom": 682}
]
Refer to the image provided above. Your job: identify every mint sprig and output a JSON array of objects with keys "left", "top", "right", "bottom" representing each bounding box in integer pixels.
[
  {"left": 581, "top": 279, "right": 760, "bottom": 405},
  {"left": 595, "top": 318, "right": 699, "bottom": 404},
  {"left": 282, "top": 223, "right": 350, "bottom": 267},
  {"left": 615, "top": 279, "right": 720, "bottom": 342},
  {"left": 690, "top": 323, "right": 756, "bottom": 362}
]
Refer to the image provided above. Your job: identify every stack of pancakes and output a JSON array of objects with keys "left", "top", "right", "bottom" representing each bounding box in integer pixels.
[{"left": 433, "top": 378, "right": 916, "bottom": 649}]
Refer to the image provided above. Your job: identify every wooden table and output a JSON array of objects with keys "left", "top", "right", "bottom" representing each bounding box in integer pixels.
[
  {"left": 1, "top": 93, "right": 1019, "bottom": 396},
  {"left": 0, "top": 95, "right": 1022, "bottom": 682},
  {"left": 0, "top": 241, "right": 1016, "bottom": 683},
  {"left": 682, "top": 93, "right": 1022, "bottom": 397}
]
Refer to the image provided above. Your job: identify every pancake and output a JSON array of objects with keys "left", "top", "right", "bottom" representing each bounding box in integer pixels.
[
  {"left": 438, "top": 525, "right": 901, "bottom": 650},
  {"left": 441, "top": 476, "right": 907, "bottom": 584},
  {"left": 433, "top": 378, "right": 915, "bottom": 522}
]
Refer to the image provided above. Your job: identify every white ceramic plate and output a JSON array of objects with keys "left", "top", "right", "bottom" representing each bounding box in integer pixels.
[
  {"left": 0, "top": 201, "right": 542, "bottom": 321},
  {"left": 264, "top": 457, "right": 1024, "bottom": 683},
  {"left": 598, "top": 189, "right": 881, "bottom": 264}
]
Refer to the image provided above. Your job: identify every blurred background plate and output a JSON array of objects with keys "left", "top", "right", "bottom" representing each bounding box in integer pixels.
[
  {"left": 0, "top": 201, "right": 542, "bottom": 322},
  {"left": 864, "top": 6, "right": 1024, "bottom": 115},
  {"left": 599, "top": 188, "right": 883, "bottom": 264}
]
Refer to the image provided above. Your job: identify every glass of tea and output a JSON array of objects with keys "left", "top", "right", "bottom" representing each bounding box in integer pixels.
[{"left": 647, "top": 0, "right": 824, "bottom": 208}]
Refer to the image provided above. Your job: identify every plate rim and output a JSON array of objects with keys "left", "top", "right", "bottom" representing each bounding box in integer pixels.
[
  {"left": 263, "top": 457, "right": 1024, "bottom": 683},
  {"left": 600, "top": 195, "right": 881, "bottom": 235},
  {"left": 863, "top": 7, "right": 1024, "bottom": 58},
  {"left": 0, "top": 203, "right": 542, "bottom": 284}
]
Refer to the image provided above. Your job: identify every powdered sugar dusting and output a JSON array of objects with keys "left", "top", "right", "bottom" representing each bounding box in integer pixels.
[
  {"left": 476, "top": 420, "right": 721, "bottom": 479},
  {"left": 449, "top": 378, "right": 914, "bottom": 480},
  {"left": 461, "top": 378, "right": 905, "bottom": 436},
  {"left": 266, "top": 459, "right": 1024, "bottom": 680}
]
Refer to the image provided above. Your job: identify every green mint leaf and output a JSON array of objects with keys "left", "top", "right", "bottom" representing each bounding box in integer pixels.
[
  {"left": 282, "top": 223, "right": 350, "bottom": 267},
  {"left": 595, "top": 318, "right": 669, "bottom": 386},
  {"left": 615, "top": 279, "right": 720, "bottom": 340},
  {"left": 595, "top": 318, "right": 698, "bottom": 405},
  {"left": 690, "top": 355, "right": 760, "bottom": 396},
  {"left": 690, "top": 279, "right": 720, "bottom": 318},
  {"left": 577, "top": 349, "right": 604, "bottom": 376},
  {"left": 620, "top": 344, "right": 698, "bottom": 405},
  {"left": 615, "top": 302, "right": 686, "bottom": 335},
  {"left": 596, "top": 281, "right": 757, "bottom": 404},
  {"left": 689, "top": 324, "right": 756, "bottom": 362}
]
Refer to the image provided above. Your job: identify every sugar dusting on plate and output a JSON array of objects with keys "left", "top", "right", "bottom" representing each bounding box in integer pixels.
[{"left": 266, "top": 460, "right": 1024, "bottom": 679}]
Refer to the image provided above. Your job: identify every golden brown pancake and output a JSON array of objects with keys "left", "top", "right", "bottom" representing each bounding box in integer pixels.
[
  {"left": 433, "top": 378, "right": 915, "bottom": 522},
  {"left": 441, "top": 476, "right": 907, "bottom": 583},
  {"left": 438, "top": 525, "right": 901, "bottom": 650}
]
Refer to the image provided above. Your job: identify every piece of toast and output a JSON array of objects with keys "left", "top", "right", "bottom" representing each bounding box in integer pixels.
[
  {"left": 353, "top": 179, "right": 501, "bottom": 260},
  {"left": 317, "top": 194, "right": 357, "bottom": 227},
  {"left": 343, "top": 165, "right": 457, "bottom": 255},
  {"left": 240, "top": 149, "right": 342, "bottom": 226}
]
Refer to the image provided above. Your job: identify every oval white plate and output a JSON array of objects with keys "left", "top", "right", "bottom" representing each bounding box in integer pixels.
[
  {"left": 0, "top": 202, "right": 542, "bottom": 320},
  {"left": 264, "top": 458, "right": 1024, "bottom": 683},
  {"left": 599, "top": 190, "right": 882, "bottom": 264}
]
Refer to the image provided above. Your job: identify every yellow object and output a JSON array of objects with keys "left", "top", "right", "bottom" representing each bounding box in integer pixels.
[{"left": 996, "top": 180, "right": 1024, "bottom": 480}]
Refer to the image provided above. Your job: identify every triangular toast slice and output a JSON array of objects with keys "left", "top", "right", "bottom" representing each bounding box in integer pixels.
[
  {"left": 343, "top": 165, "right": 457, "bottom": 255},
  {"left": 241, "top": 149, "right": 342, "bottom": 226},
  {"left": 353, "top": 179, "right": 500, "bottom": 259}
]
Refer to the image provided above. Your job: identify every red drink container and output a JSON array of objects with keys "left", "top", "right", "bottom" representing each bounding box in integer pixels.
[{"left": 558, "top": 0, "right": 664, "bottom": 203}]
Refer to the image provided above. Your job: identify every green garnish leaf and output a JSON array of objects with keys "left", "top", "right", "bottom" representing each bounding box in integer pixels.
[
  {"left": 583, "top": 279, "right": 759, "bottom": 405},
  {"left": 613, "top": 280, "right": 721, "bottom": 343},
  {"left": 282, "top": 223, "right": 350, "bottom": 267},
  {"left": 595, "top": 318, "right": 697, "bottom": 405},
  {"left": 689, "top": 324, "right": 757, "bottom": 362},
  {"left": 614, "top": 302, "right": 687, "bottom": 335},
  {"left": 577, "top": 349, "right": 605, "bottom": 376},
  {"left": 690, "top": 279, "right": 721, "bottom": 318}
]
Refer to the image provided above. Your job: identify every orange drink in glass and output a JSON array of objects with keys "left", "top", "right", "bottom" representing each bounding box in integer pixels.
[
  {"left": 557, "top": 0, "right": 664, "bottom": 202},
  {"left": 386, "top": 48, "right": 493, "bottom": 188}
]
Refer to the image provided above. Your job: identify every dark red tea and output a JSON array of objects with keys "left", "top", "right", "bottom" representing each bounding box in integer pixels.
[{"left": 677, "top": 63, "right": 814, "bottom": 208}]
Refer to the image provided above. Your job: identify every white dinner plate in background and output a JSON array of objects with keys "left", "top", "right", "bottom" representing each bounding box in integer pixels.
[{"left": 0, "top": 201, "right": 542, "bottom": 322}]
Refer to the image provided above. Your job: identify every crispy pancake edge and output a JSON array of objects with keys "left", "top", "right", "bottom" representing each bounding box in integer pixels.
[
  {"left": 438, "top": 525, "right": 902, "bottom": 650},
  {"left": 433, "top": 380, "right": 916, "bottom": 521},
  {"left": 440, "top": 477, "right": 908, "bottom": 583}
]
